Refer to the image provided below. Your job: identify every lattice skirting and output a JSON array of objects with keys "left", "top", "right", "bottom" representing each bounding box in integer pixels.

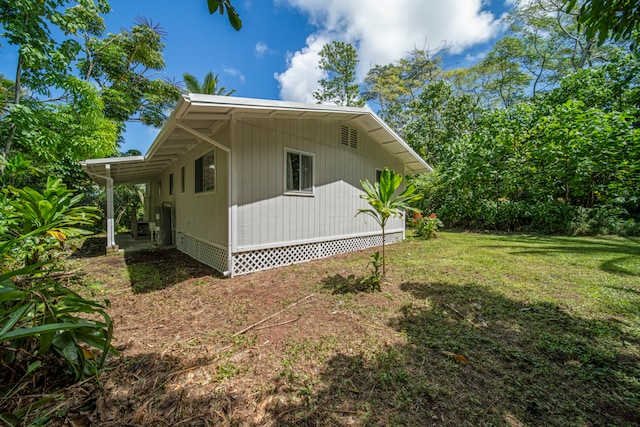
[
  {"left": 231, "top": 232, "right": 403, "bottom": 276},
  {"left": 176, "top": 231, "right": 228, "bottom": 274}
]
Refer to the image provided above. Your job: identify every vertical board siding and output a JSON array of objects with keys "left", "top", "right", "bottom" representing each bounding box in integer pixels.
[
  {"left": 234, "top": 117, "right": 404, "bottom": 250},
  {"left": 152, "top": 124, "right": 230, "bottom": 249}
]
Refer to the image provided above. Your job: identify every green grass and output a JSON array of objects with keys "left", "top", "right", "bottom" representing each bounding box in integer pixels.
[
  {"left": 275, "top": 232, "right": 640, "bottom": 426},
  {"left": 37, "top": 231, "right": 640, "bottom": 426}
]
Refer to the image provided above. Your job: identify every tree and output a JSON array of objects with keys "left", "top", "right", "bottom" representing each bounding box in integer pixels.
[
  {"left": 313, "top": 41, "right": 365, "bottom": 107},
  {"left": 363, "top": 47, "right": 447, "bottom": 131},
  {"left": 0, "top": 0, "right": 117, "bottom": 179},
  {"left": 458, "top": 37, "right": 532, "bottom": 109},
  {"left": 1, "top": 4, "right": 181, "bottom": 189},
  {"left": 566, "top": 0, "right": 640, "bottom": 45},
  {"left": 404, "top": 80, "right": 481, "bottom": 165},
  {"left": 206, "top": 0, "right": 242, "bottom": 30},
  {"left": 182, "top": 71, "right": 235, "bottom": 95},
  {"left": 357, "top": 168, "right": 421, "bottom": 277},
  {"left": 79, "top": 17, "right": 182, "bottom": 130}
]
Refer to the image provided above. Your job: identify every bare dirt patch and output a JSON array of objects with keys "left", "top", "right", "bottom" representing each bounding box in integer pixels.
[
  {"left": 20, "top": 241, "right": 405, "bottom": 426},
  {"left": 3, "top": 233, "right": 639, "bottom": 426}
]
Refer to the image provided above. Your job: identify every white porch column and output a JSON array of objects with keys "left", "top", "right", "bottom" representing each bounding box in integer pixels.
[{"left": 105, "top": 164, "right": 117, "bottom": 252}]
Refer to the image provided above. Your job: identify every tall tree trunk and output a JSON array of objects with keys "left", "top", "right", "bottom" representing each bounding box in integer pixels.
[{"left": 1, "top": 50, "right": 24, "bottom": 176}]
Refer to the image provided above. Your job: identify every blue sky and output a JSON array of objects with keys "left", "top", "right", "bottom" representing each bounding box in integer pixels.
[{"left": 2, "top": 0, "right": 515, "bottom": 153}]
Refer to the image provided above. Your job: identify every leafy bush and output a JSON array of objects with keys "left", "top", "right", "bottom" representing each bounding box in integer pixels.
[
  {"left": 0, "top": 177, "right": 117, "bottom": 390},
  {"left": 569, "top": 205, "right": 640, "bottom": 236},
  {"left": 360, "top": 252, "right": 383, "bottom": 291},
  {"left": 0, "top": 268, "right": 115, "bottom": 380},
  {"left": 2, "top": 177, "right": 100, "bottom": 266},
  {"left": 413, "top": 213, "right": 443, "bottom": 239}
]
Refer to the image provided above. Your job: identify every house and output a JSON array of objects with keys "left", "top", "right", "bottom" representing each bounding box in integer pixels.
[{"left": 81, "top": 95, "right": 432, "bottom": 277}]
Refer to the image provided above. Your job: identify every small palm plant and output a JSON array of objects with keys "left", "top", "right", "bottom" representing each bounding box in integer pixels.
[{"left": 357, "top": 168, "right": 422, "bottom": 278}]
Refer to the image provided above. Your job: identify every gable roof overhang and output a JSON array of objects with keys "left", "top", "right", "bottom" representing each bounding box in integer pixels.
[{"left": 81, "top": 94, "right": 432, "bottom": 185}]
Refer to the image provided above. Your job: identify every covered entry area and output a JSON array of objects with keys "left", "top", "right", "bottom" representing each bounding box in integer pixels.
[{"left": 81, "top": 155, "right": 165, "bottom": 252}]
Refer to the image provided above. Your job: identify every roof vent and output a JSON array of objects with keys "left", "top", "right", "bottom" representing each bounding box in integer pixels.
[{"left": 340, "top": 125, "right": 358, "bottom": 149}]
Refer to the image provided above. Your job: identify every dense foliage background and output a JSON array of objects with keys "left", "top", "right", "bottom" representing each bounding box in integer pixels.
[
  {"left": 1, "top": 0, "right": 638, "bottom": 236},
  {"left": 360, "top": 0, "right": 640, "bottom": 235}
]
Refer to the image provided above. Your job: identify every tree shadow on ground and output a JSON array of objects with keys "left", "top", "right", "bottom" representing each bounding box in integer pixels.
[
  {"left": 482, "top": 235, "right": 640, "bottom": 276},
  {"left": 320, "top": 273, "right": 372, "bottom": 294},
  {"left": 123, "top": 248, "right": 222, "bottom": 293},
  {"left": 69, "top": 236, "right": 107, "bottom": 258},
  {"left": 264, "top": 281, "right": 640, "bottom": 426},
  {"left": 19, "top": 281, "right": 640, "bottom": 426}
]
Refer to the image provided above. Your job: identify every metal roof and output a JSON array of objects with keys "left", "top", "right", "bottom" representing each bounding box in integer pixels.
[{"left": 81, "top": 94, "right": 432, "bottom": 185}]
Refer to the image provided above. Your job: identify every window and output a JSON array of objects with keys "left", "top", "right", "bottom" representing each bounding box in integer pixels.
[
  {"left": 180, "top": 166, "right": 185, "bottom": 193},
  {"left": 376, "top": 169, "right": 383, "bottom": 183},
  {"left": 285, "top": 150, "right": 313, "bottom": 194},
  {"left": 195, "top": 151, "right": 215, "bottom": 193},
  {"left": 169, "top": 173, "right": 174, "bottom": 195}
]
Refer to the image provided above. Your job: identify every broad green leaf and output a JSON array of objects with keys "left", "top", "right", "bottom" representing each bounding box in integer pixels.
[{"left": 0, "top": 322, "right": 95, "bottom": 343}]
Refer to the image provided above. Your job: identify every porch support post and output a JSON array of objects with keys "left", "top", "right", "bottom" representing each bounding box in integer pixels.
[{"left": 105, "top": 164, "right": 118, "bottom": 252}]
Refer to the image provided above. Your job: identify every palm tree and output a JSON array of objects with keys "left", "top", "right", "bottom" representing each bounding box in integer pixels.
[
  {"left": 182, "top": 72, "right": 235, "bottom": 96},
  {"left": 357, "top": 168, "right": 422, "bottom": 277}
]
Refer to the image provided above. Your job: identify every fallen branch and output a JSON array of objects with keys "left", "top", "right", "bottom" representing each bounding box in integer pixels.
[
  {"left": 254, "top": 316, "right": 300, "bottom": 331},
  {"left": 232, "top": 294, "right": 315, "bottom": 337},
  {"left": 444, "top": 303, "right": 465, "bottom": 318}
]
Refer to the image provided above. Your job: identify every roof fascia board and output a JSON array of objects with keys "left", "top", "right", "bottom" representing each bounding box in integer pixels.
[
  {"left": 367, "top": 111, "right": 433, "bottom": 174},
  {"left": 187, "top": 94, "right": 371, "bottom": 115},
  {"left": 145, "top": 96, "right": 190, "bottom": 160},
  {"left": 81, "top": 155, "right": 144, "bottom": 166}
]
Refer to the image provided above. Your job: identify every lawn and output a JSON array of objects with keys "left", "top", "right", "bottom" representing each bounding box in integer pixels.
[{"left": 8, "top": 232, "right": 640, "bottom": 426}]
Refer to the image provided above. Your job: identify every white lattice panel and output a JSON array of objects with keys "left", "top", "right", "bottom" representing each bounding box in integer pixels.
[
  {"left": 176, "top": 232, "right": 227, "bottom": 273},
  {"left": 231, "top": 232, "right": 403, "bottom": 276}
]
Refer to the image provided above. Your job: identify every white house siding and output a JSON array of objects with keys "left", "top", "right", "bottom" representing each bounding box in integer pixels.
[
  {"left": 233, "top": 117, "right": 405, "bottom": 251},
  {"left": 148, "top": 125, "right": 230, "bottom": 273}
]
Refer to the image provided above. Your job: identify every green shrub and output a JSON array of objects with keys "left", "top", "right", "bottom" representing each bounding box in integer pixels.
[
  {"left": 360, "top": 251, "right": 384, "bottom": 291},
  {"left": 0, "top": 177, "right": 117, "bottom": 389},
  {"left": 413, "top": 213, "right": 444, "bottom": 239}
]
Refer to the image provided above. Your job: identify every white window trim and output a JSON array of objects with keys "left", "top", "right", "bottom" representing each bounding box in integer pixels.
[
  {"left": 195, "top": 149, "right": 216, "bottom": 195},
  {"left": 375, "top": 168, "right": 384, "bottom": 183},
  {"left": 284, "top": 147, "right": 315, "bottom": 196}
]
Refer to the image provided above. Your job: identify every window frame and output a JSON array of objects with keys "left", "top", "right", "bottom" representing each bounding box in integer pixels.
[
  {"left": 195, "top": 150, "right": 216, "bottom": 194},
  {"left": 284, "top": 148, "right": 315, "bottom": 196},
  {"left": 375, "top": 168, "right": 383, "bottom": 183},
  {"left": 169, "top": 173, "right": 174, "bottom": 196},
  {"left": 180, "top": 166, "right": 185, "bottom": 193}
]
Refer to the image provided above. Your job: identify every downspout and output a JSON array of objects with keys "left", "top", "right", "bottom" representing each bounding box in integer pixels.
[
  {"left": 226, "top": 149, "right": 233, "bottom": 277},
  {"left": 227, "top": 116, "right": 236, "bottom": 277}
]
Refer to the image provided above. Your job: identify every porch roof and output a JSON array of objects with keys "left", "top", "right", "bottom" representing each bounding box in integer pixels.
[{"left": 81, "top": 94, "right": 432, "bottom": 185}]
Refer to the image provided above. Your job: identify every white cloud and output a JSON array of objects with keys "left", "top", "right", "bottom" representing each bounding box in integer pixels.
[
  {"left": 275, "top": 0, "right": 504, "bottom": 102},
  {"left": 224, "top": 67, "right": 246, "bottom": 83},
  {"left": 274, "top": 35, "right": 328, "bottom": 103},
  {"left": 255, "top": 41, "right": 275, "bottom": 57}
]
